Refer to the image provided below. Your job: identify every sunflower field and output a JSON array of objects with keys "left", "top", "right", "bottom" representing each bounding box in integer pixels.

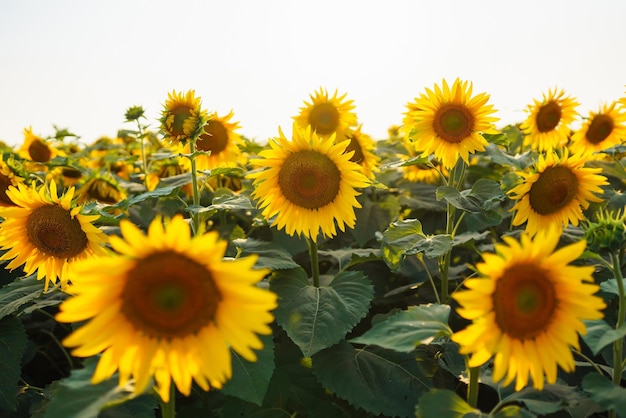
[{"left": 0, "top": 80, "right": 625, "bottom": 418}]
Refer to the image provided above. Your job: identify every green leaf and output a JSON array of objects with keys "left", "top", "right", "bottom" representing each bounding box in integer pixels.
[
  {"left": 43, "top": 357, "right": 147, "bottom": 418},
  {"left": 350, "top": 304, "right": 452, "bottom": 352},
  {"left": 99, "top": 395, "right": 158, "bottom": 418},
  {"left": 317, "top": 248, "right": 381, "bottom": 272},
  {"left": 582, "top": 373, "right": 626, "bottom": 418},
  {"left": 381, "top": 219, "right": 453, "bottom": 272},
  {"left": 436, "top": 179, "right": 505, "bottom": 214},
  {"left": 484, "top": 144, "right": 532, "bottom": 170},
  {"left": 271, "top": 270, "right": 373, "bottom": 357},
  {"left": 313, "top": 341, "right": 433, "bottom": 418},
  {"left": 0, "top": 275, "right": 44, "bottom": 320},
  {"left": 600, "top": 278, "right": 626, "bottom": 297},
  {"left": 187, "top": 194, "right": 254, "bottom": 217},
  {"left": 117, "top": 185, "right": 180, "bottom": 210},
  {"left": 233, "top": 238, "right": 300, "bottom": 270},
  {"left": 0, "top": 316, "right": 27, "bottom": 412},
  {"left": 220, "top": 334, "right": 275, "bottom": 406},
  {"left": 502, "top": 385, "right": 577, "bottom": 415},
  {"left": 415, "top": 389, "right": 479, "bottom": 418},
  {"left": 582, "top": 320, "right": 626, "bottom": 355}
]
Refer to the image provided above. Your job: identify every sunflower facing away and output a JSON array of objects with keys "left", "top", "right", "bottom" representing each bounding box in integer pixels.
[
  {"left": 407, "top": 78, "right": 499, "bottom": 169},
  {"left": 341, "top": 125, "right": 380, "bottom": 179},
  {"left": 293, "top": 88, "right": 358, "bottom": 141},
  {"left": 56, "top": 215, "right": 277, "bottom": 402},
  {"left": 0, "top": 181, "right": 109, "bottom": 290},
  {"left": 452, "top": 231, "right": 605, "bottom": 391},
  {"left": 76, "top": 173, "right": 128, "bottom": 205},
  {"left": 159, "top": 90, "right": 209, "bottom": 145},
  {"left": 509, "top": 150, "right": 608, "bottom": 236},
  {"left": 179, "top": 110, "right": 245, "bottom": 171},
  {"left": 569, "top": 101, "right": 626, "bottom": 155},
  {"left": 520, "top": 88, "right": 579, "bottom": 152},
  {"left": 248, "top": 125, "right": 370, "bottom": 242}
]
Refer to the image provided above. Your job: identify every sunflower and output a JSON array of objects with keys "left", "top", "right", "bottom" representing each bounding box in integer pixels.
[
  {"left": 159, "top": 90, "right": 209, "bottom": 145},
  {"left": 46, "top": 167, "right": 84, "bottom": 189},
  {"left": 569, "top": 101, "right": 626, "bottom": 155},
  {"left": 248, "top": 125, "right": 370, "bottom": 242},
  {"left": 520, "top": 88, "right": 579, "bottom": 152},
  {"left": 179, "top": 110, "right": 246, "bottom": 171},
  {"left": 508, "top": 150, "right": 608, "bottom": 236},
  {"left": 341, "top": 125, "right": 380, "bottom": 179},
  {"left": 56, "top": 215, "right": 277, "bottom": 402},
  {"left": 0, "top": 155, "right": 26, "bottom": 206},
  {"left": 145, "top": 158, "right": 192, "bottom": 196},
  {"left": 452, "top": 231, "right": 605, "bottom": 391},
  {"left": 76, "top": 173, "right": 127, "bottom": 205},
  {"left": 407, "top": 78, "right": 499, "bottom": 169},
  {"left": 0, "top": 181, "right": 109, "bottom": 290},
  {"left": 17, "top": 127, "right": 62, "bottom": 165},
  {"left": 293, "top": 88, "right": 358, "bottom": 141}
]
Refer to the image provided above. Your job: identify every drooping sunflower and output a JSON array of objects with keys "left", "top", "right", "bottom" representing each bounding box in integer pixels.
[
  {"left": 520, "top": 88, "right": 579, "bottom": 152},
  {"left": 569, "top": 101, "right": 626, "bottom": 155},
  {"left": 76, "top": 173, "right": 127, "bottom": 205},
  {"left": 248, "top": 125, "right": 370, "bottom": 242},
  {"left": 452, "top": 231, "right": 605, "bottom": 391},
  {"left": 0, "top": 155, "right": 26, "bottom": 206},
  {"left": 179, "top": 110, "right": 246, "bottom": 171},
  {"left": 17, "top": 127, "right": 62, "bottom": 166},
  {"left": 293, "top": 88, "right": 358, "bottom": 141},
  {"left": 341, "top": 125, "right": 380, "bottom": 179},
  {"left": 509, "top": 150, "right": 608, "bottom": 236},
  {"left": 407, "top": 78, "right": 499, "bottom": 169},
  {"left": 159, "top": 90, "right": 209, "bottom": 145},
  {"left": 0, "top": 181, "right": 109, "bottom": 290},
  {"left": 56, "top": 215, "right": 277, "bottom": 402}
]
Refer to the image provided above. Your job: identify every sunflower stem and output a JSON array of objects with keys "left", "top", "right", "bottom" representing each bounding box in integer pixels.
[
  {"left": 160, "top": 385, "right": 176, "bottom": 418},
  {"left": 188, "top": 139, "right": 201, "bottom": 235},
  {"left": 307, "top": 237, "right": 320, "bottom": 287},
  {"left": 136, "top": 119, "right": 149, "bottom": 187},
  {"left": 467, "top": 365, "right": 480, "bottom": 408},
  {"left": 611, "top": 250, "right": 625, "bottom": 392}
]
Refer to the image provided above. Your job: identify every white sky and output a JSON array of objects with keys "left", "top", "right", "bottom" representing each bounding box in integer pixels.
[{"left": 1, "top": 0, "right": 626, "bottom": 146}]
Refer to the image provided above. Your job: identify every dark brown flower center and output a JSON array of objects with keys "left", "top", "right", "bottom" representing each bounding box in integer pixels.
[
  {"left": 26, "top": 205, "right": 88, "bottom": 259},
  {"left": 309, "top": 103, "right": 340, "bottom": 135},
  {"left": 344, "top": 136, "right": 365, "bottom": 164},
  {"left": 121, "top": 251, "right": 221, "bottom": 339},
  {"left": 62, "top": 168, "right": 82, "bottom": 180},
  {"left": 536, "top": 101, "right": 562, "bottom": 133},
  {"left": 28, "top": 139, "right": 52, "bottom": 163},
  {"left": 433, "top": 104, "right": 474, "bottom": 143},
  {"left": 493, "top": 263, "right": 557, "bottom": 339},
  {"left": 82, "top": 179, "right": 121, "bottom": 204},
  {"left": 197, "top": 120, "right": 229, "bottom": 154},
  {"left": 0, "top": 173, "right": 15, "bottom": 206},
  {"left": 528, "top": 166, "right": 579, "bottom": 215},
  {"left": 169, "top": 105, "right": 194, "bottom": 136},
  {"left": 278, "top": 150, "right": 341, "bottom": 209},
  {"left": 585, "top": 114, "right": 614, "bottom": 144}
]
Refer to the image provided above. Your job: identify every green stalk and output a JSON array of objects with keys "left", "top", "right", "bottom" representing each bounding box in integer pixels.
[
  {"left": 611, "top": 250, "right": 625, "bottom": 386},
  {"left": 467, "top": 365, "right": 480, "bottom": 408},
  {"left": 136, "top": 120, "right": 148, "bottom": 186},
  {"left": 160, "top": 385, "right": 176, "bottom": 418},
  {"left": 307, "top": 237, "right": 320, "bottom": 287},
  {"left": 188, "top": 139, "right": 201, "bottom": 235}
]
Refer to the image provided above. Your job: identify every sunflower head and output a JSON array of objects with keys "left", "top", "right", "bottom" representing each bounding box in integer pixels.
[
  {"left": 508, "top": 150, "right": 608, "bottom": 236},
  {"left": 452, "top": 231, "right": 605, "bottom": 391},
  {"left": 179, "top": 110, "right": 245, "bottom": 171},
  {"left": 56, "top": 215, "right": 277, "bottom": 402},
  {"left": 570, "top": 101, "right": 626, "bottom": 155},
  {"left": 0, "top": 181, "right": 109, "bottom": 290},
  {"left": 0, "top": 155, "right": 26, "bottom": 206},
  {"left": 18, "top": 127, "right": 61, "bottom": 165},
  {"left": 248, "top": 125, "right": 370, "bottom": 242},
  {"left": 293, "top": 88, "right": 358, "bottom": 140},
  {"left": 407, "top": 78, "right": 499, "bottom": 169},
  {"left": 76, "top": 173, "right": 127, "bottom": 205},
  {"left": 520, "top": 88, "right": 579, "bottom": 152},
  {"left": 584, "top": 209, "right": 626, "bottom": 252},
  {"left": 159, "top": 90, "right": 209, "bottom": 145},
  {"left": 341, "top": 125, "right": 380, "bottom": 179}
]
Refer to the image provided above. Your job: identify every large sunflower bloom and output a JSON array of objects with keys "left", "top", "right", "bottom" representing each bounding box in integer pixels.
[
  {"left": 248, "top": 125, "right": 370, "bottom": 242},
  {"left": 520, "top": 88, "right": 579, "bottom": 152},
  {"left": 179, "top": 110, "right": 245, "bottom": 171},
  {"left": 569, "top": 101, "right": 626, "bottom": 155},
  {"left": 56, "top": 215, "right": 277, "bottom": 402},
  {"left": 0, "top": 181, "right": 109, "bottom": 290},
  {"left": 293, "top": 88, "right": 358, "bottom": 141},
  {"left": 407, "top": 78, "right": 499, "bottom": 169},
  {"left": 509, "top": 151, "right": 608, "bottom": 236},
  {"left": 452, "top": 232, "right": 605, "bottom": 391},
  {"left": 159, "top": 90, "right": 209, "bottom": 145}
]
